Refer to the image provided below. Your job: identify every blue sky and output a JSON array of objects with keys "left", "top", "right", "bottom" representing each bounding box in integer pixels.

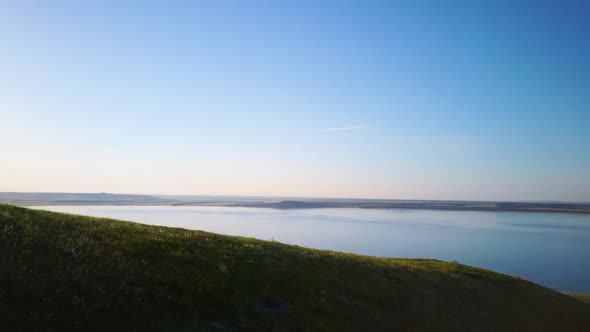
[{"left": 1, "top": 0, "right": 589, "bottom": 201}]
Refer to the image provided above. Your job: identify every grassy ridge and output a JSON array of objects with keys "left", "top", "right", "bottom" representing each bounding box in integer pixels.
[
  {"left": 0, "top": 204, "right": 588, "bottom": 331},
  {"left": 567, "top": 293, "right": 590, "bottom": 303}
]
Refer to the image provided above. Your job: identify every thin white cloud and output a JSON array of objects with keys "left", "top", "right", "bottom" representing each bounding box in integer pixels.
[
  {"left": 442, "top": 145, "right": 485, "bottom": 153},
  {"left": 319, "top": 125, "right": 369, "bottom": 133}
]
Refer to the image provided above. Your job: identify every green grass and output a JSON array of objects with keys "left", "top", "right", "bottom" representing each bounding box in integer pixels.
[
  {"left": 0, "top": 204, "right": 588, "bottom": 331},
  {"left": 566, "top": 293, "right": 590, "bottom": 303}
]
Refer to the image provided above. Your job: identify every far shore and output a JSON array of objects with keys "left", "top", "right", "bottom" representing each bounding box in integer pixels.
[
  {"left": 2, "top": 192, "right": 589, "bottom": 215},
  {"left": 172, "top": 200, "right": 590, "bottom": 215}
]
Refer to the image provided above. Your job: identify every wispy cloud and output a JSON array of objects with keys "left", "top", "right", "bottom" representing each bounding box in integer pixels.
[
  {"left": 319, "top": 125, "right": 369, "bottom": 133},
  {"left": 443, "top": 145, "right": 485, "bottom": 153}
]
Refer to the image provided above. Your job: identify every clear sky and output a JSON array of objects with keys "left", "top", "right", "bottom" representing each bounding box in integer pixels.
[{"left": 1, "top": 1, "right": 589, "bottom": 201}]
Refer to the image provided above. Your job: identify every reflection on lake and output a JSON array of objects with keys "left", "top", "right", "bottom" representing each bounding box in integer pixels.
[{"left": 33, "top": 205, "right": 590, "bottom": 293}]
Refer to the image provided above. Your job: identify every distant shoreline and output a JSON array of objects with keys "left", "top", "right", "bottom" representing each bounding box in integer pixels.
[
  {"left": 171, "top": 201, "right": 590, "bottom": 215},
  {"left": 2, "top": 192, "right": 589, "bottom": 215},
  {"left": 11, "top": 201, "right": 590, "bottom": 215}
]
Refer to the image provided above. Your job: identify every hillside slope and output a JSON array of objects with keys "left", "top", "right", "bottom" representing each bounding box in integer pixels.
[{"left": 0, "top": 204, "right": 588, "bottom": 331}]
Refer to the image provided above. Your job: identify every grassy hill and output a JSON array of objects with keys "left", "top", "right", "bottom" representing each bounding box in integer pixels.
[{"left": 0, "top": 204, "right": 588, "bottom": 331}]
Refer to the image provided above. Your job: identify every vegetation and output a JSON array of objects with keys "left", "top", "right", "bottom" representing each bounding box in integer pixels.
[
  {"left": 0, "top": 204, "right": 588, "bottom": 331},
  {"left": 567, "top": 293, "right": 590, "bottom": 303}
]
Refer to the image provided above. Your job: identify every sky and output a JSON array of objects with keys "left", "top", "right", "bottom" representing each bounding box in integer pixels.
[{"left": 1, "top": 0, "right": 589, "bottom": 201}]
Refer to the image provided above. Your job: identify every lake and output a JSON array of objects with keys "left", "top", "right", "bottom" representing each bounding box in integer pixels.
[{"left": 33, "top": 205, "right": 590, "bottom": 293}]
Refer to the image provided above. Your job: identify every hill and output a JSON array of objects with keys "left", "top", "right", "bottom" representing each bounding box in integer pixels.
[
  {"left": 0, "top": 204, "right": 588, "bottom": 331},
  {"left": 0, "top": 192, "right": 173, "bottom": 206}
]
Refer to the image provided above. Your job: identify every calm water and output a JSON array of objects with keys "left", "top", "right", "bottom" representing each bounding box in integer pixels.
[{"left": 33, "top": 205, "right": 590, "bottom": 293}]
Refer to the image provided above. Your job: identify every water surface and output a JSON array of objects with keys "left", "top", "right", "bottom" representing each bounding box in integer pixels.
[{"left": 34, "top": 205, "right": 590, "bottom": 292}]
